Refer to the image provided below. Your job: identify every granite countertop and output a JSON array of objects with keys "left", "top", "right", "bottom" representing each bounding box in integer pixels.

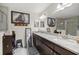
[{"left": 34, "top": 32, "right": 79, "bottom": 54}]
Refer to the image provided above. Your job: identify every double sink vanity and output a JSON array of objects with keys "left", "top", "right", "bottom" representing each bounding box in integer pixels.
[{"left": 33, "top": 32, "right": 79, "bottom": 55}]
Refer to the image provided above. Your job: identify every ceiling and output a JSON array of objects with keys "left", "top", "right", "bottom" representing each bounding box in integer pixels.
[
  {"left": 0, "top": 3, "right": 51, "bottom": 14},
  {"left": 52, "top": 3, "right": 79, "bottom": 18},
  {"left": 1, "top": 3, "right": 79, "bottom": 18}
]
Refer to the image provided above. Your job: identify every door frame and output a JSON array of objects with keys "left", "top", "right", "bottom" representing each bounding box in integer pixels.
[{"left": 25, "top": 28, "right": 32, "bottom": 48}]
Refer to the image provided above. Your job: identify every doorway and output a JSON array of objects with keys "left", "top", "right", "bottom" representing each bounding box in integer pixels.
[{"left": 25, "top": 28, "right": 32, "bottom": 48}]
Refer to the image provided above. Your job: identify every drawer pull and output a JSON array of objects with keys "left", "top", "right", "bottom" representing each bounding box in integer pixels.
[
  {"left": 7, "top": 45, "right": 9, "bottom": 48},
  {"left": 50, "top": 50, "right": 53, "bottom": 53}
]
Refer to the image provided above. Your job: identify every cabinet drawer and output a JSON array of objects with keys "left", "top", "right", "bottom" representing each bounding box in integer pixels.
[
  {"left": 41, "top": 38, "right": 54, "bottom": 50},
  {"left": 40, "top": 42, "right": 53, "bottom": 55},
  {"left": 54, "top": 44, "right": 76, "bottom": 55}
]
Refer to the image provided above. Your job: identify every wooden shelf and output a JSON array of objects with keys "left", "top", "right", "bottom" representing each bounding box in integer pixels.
[{"left": 14, "top": 23, "right": 28, "bottom": 26}]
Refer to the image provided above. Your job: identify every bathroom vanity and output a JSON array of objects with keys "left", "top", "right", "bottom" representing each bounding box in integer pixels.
[{"left": 33, "top": 32, "right": 79, "bottom": 55}]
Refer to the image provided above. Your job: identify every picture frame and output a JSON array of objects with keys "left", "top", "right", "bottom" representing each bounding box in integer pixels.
[
  {"left": 47, "top": 17, "right": 55, "bottom": 27},
  {"left": 40, "top": 21, "right": 45, "bottom": 27},
  {"left": 34, "top": 21, "right": 39, "bottom": 27},
  {"left": 11, "top": 11, "right": 30, "bottom": 26},
  {"left": 0, "top": 10, "right": 8, "bottom": 31}
]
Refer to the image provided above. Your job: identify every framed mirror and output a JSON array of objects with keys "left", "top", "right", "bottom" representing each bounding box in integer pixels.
[
  {"left": 47, "top": 17, "right": 55, "bottom": 27},
  {"left": 34, "top": 21, "right": 39, "bottom": 27},
  {"left": 40, "top": 21, "right": 45, "bottom": 27},
  {"left": 11, "top": 11, "right": 30, "bottom": 26}
]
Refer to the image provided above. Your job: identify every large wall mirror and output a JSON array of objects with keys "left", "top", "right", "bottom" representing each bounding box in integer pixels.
[{"left": 65, "top": 17, "right": 78, "bottom": 36}]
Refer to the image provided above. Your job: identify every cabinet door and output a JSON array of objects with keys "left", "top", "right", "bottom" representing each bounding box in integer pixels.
[
  {"left": 3, "top": 38, "right": 12, "bottom": 55},
  {"left": 54, "top": 44, "right": 76, "bottom": 55},
  {"left": 33, "top": 35, "right": 54, "bottom": 55},
  {"left": 39, "top": 42, "right": 53, "bottom": 55},
  {"left": 33, "top": 34, "right": 38, "bottom": 46},
  {"left": 33, "top": 34, "right": 36, "bottom": 46},
  {"left": 41, "top": 37, "right": 54, "bottom": 49}
]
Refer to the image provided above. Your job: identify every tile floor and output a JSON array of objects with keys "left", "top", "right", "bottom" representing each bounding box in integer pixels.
[
  {"left": 13, "top": 48, "right": 27, "bottom": 55},
  {"left": 13, "top": 47, "right": 39, "bottom": 55}
]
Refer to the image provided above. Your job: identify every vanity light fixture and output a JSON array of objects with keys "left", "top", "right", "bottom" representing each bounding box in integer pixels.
[
  {"left": 40, "top": 14, "right": 47, "bottom": 19},
  {"left": 60, "top": 22, "right": 63, "bottom": 25}
]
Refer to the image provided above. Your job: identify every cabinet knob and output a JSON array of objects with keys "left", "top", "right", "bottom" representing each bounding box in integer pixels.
[
  {"left": 50, "top": 50, "right": 53, "bottom": 53},
  {"left": 7, "top": 45, "right": 9, "bottom": 48}
]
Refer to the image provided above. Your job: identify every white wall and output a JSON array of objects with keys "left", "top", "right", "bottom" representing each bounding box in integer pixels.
[
  {"left": 0, "top": 5, "right": 39, "bottom": 54},
  {"left": 8, "top": 7, "right": 38, "bottom": 47},
  {"left": 36, "top": 4, "right": 57, "bottom": 33},
  {"left": 0, "top": 5, "right": 8, "bottom": 55},
  {"left": 37, "top": 3, "right": 66, "bottom": 35},
  {"left": 0, "top": 32, "right": 4, "bottom": 55}
]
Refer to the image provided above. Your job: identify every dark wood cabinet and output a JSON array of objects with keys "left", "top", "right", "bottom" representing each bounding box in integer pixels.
[
  {"left": 39, "top": 42, "right": 53, "bottom": 55},
  {"left": 33, "top": 33, "right": 77, "bottom": 55},
  {"left": 54, "top": 44, "right": 76, "bottom": 55},
  {"left": 33, "top": 34, "right": 54, "bottom": 55},
  {"left": 3, "top": 35, "right": 13, "bottom": 55}
]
